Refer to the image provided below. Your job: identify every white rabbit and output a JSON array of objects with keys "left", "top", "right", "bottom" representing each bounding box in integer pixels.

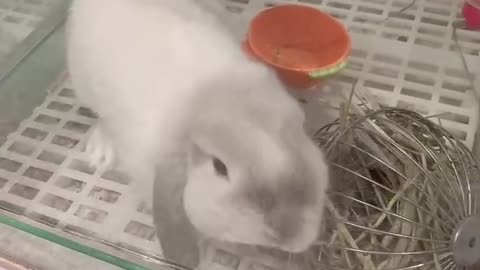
[{"left": 67, "top": 0, "right": 329, "bottom": 259}]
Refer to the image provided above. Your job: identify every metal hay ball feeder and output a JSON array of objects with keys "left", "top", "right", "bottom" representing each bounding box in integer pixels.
[{"left": 314, "top": 108, "right": 480, "bottom": 270}]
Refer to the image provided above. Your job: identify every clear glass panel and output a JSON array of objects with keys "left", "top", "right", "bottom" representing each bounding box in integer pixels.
[
  {"left": 0, "top": 217, "right": 141, "bottom": 270},
  {"left": 0, "top": 0, "right": 66, "bottom": 64}
]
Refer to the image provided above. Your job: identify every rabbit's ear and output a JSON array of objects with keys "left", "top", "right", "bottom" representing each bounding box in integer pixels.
[
  {"left": 189, "top": 119, "right": 292, "bottom": 180},
  {"left": 190, "top": 120, "right": 247, "bottom": 161},
  {"left": 153, "top": 158, "right": 200, "bottom": 269}
]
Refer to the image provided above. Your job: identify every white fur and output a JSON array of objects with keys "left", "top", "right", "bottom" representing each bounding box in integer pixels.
[
  {"left": 67, "top": 0, "right": 329, "bottom": 254},
  {"left": 68, "top": 0, "right": 238, "bottom": 205},
  {"left": 84, "top": 125, "right": 115, "bottom": 171}
]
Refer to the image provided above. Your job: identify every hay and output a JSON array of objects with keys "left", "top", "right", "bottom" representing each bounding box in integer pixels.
[{"left": 313, "top": 90, "right": 479, "bottom": 270}]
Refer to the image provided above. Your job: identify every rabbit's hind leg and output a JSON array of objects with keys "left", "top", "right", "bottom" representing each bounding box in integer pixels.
[{"left": 85, "top": 124, "right": 116, "bottom": 173}]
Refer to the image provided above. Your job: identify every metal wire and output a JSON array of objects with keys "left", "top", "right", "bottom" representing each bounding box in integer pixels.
[
  {"left": 320, "top": 138, "right": 460, "bottom": 228},
  {"left": 452, "top": 22, "right": 479, "bottom": 101},
  {"left": 378, "top": 0, "right": 417, "bottom": 24},
  {"left": 315, "top": 107, "right": 480, "bottom": 270}
]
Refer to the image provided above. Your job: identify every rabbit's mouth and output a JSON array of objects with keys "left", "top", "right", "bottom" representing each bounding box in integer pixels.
[
  {"left": 261, "top": 226, "right": 318, "bottom": 254},
  {"left": 277, "top": 238, "right": 317, "bottom": 254}
]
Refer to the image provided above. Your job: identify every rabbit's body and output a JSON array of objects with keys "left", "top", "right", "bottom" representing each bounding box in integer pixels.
[
  {"left": 68, "top": 0, "right": 238, "bottom": 160},
  {"left": 68, "top": 0, "right": 329, "bottom": 258},
  {"left": 68, "top": 0, "right": 241, "bottom": 200}
]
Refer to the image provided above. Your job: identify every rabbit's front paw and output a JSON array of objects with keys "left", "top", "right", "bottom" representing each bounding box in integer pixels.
[{"left": 85, "top": 127, "right": 115, "bottom": 172}]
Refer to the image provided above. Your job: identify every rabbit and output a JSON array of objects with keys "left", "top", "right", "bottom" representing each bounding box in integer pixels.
[
  {"left": 152, "top": 153, "right": 201, "bottom": 268},
  {"left": 67, "top": 0, "right": 330, "bottom": 261}
]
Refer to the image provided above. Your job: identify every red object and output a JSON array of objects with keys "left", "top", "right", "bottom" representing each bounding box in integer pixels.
[
  {"left": 463, "top": 1, "right": 480, "bottom": 29},
  {"left": 245, "top": 4, "right": 351, "bottom": 90}
]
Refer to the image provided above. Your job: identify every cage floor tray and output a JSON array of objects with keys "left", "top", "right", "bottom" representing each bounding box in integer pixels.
[
  {"left": 0, "top": 74, "right": 162, "bottom": 258},
  {"left": 232, "top": 0, "right": 480, "bottom": 148}
]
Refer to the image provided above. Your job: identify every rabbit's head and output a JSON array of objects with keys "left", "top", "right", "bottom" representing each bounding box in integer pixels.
[{"left": 183, "top": 63, "right": 329, "bottom": 253}]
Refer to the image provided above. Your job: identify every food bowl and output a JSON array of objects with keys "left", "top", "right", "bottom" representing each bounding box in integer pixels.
[{"left": 244, "top": 4, "right": 351, "bottom": 90}]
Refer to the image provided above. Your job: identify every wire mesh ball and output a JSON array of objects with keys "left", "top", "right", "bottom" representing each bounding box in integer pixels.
[{"left": 314, "top": 108, "right": 480, "bottom": 270}]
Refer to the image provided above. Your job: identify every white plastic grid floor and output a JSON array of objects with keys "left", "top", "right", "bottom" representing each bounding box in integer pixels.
[
  {"left": 0, "top": 0, "right": 479, "bottom": 268},
  {"left": 0, "top": 0, "right": 63, "bottom": 58},
  {"left": 225, "top": 0, "right": 480, "bottom": 148},
  {"left": 232, "top": 0, "right": 480, "bottom": 55},
  {"left": 0, "top": 74, "right": 163, "bottom": 257}
]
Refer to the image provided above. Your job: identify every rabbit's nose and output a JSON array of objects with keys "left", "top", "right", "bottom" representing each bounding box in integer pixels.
[
  {"left": 267, "top": 212, "right": 301, "bottom": 244},
  {"left": 266, "top": 210, "right": 319, "bottom": 253}
]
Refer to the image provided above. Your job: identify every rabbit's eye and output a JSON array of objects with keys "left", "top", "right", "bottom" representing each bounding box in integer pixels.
[{"left": 213, "top": 157, "right": 228, "bottom": 178}]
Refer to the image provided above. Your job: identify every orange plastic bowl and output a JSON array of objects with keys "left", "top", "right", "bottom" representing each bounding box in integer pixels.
[{"left": 245, "top": 4, "right": 351, "bottom": 90}]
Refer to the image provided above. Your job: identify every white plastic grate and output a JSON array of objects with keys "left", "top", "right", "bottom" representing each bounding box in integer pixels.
[
  {"left": 224, "top": 0, "right": 480, "bottom": 148},
  {"left": 0, "top": 74, "right": 163, "bottom": 257},
  {"left": 336, "top": 36, "right": 479, "bottom": 147},
  {"left": 226, "top": 0, "right": 480, "bottom": 55}
]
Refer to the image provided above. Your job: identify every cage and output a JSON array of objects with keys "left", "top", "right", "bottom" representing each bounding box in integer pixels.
[{"left": 0, "top": 0, "right": 480, "bottom": 269}]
